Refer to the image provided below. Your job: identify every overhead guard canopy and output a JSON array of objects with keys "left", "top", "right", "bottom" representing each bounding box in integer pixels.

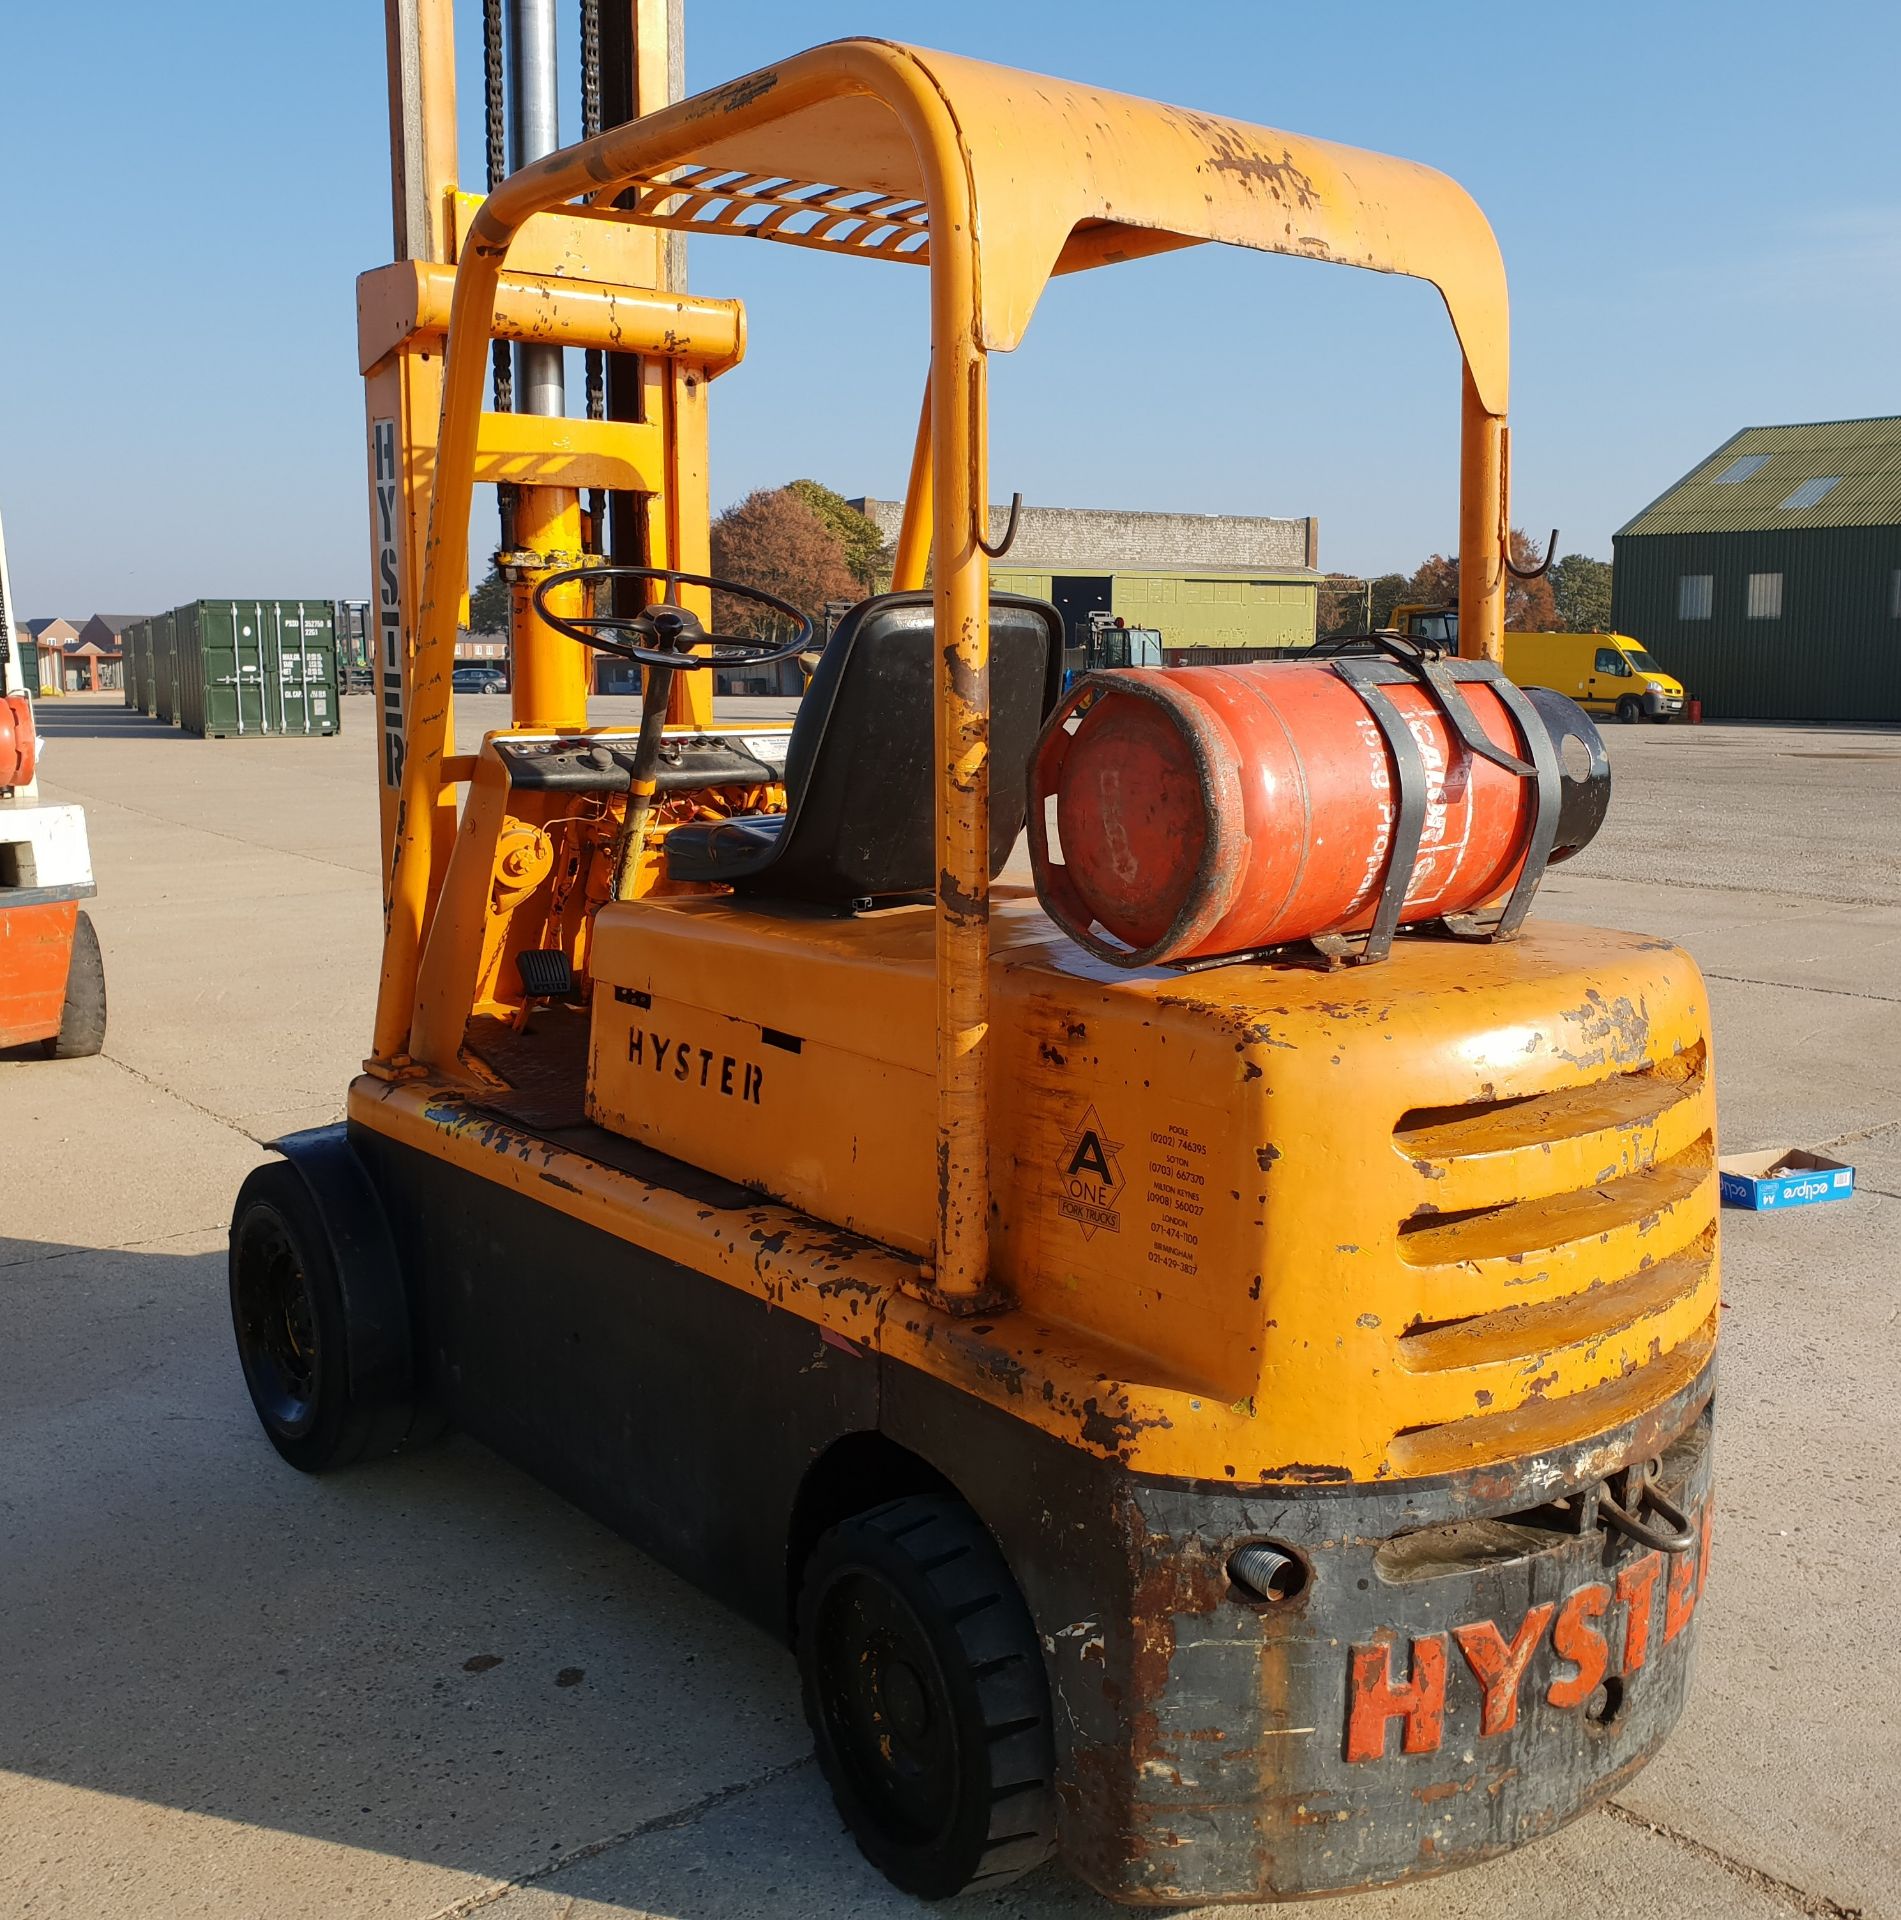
[
  {"left": 492, "top": 38, "right": 1508, "bottom": 412},
  {"left": 384, "top": 36, "right": 1515, "bottom": 1311}
]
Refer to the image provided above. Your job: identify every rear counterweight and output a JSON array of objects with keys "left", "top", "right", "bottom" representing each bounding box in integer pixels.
[{"left": 885, "top": 1360, "right": 1715, "bottom": 1905}]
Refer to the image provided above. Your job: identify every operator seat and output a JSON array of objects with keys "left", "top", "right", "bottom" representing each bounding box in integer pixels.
[{"left": 662, "top": 591, "right": 1064, "bottom": 902}]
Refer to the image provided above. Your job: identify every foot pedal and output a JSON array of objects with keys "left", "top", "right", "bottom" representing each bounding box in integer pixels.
[{"left": 516, "top": 949, "right": 575, "bottom": 1000}]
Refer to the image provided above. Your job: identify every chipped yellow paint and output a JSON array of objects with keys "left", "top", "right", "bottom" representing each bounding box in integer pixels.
[{"left": 374, "top": 908, "right": 1723, "bottom": 1485}]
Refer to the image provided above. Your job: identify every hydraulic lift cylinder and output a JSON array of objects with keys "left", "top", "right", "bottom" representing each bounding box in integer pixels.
[
  {"left": 505, "top": 0, "right": 587, "bottom": 731},
  {"left": 507, "top": 0, "right": 565, "bottom": 417}
]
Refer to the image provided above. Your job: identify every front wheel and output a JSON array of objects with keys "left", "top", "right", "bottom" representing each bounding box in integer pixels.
[
  {"left": 1616, "top": 695, "right": 1643, "bottom": 724},
  {"left": 229, "top": 1158, "right": 423, "bottom": 1472},
  {"left": 797, "top": 1495, "right": 1057, "bottom": 1898},
  {"left": 41, "top": 910, "right": 106, "bottom": 1058}
]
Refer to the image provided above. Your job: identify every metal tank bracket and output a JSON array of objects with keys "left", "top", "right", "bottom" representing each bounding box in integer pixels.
[{"left": 1309, "top": 633, "right": 1564, "bottom": 964}]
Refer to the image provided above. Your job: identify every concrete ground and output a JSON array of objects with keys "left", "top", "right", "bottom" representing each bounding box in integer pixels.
[{"left": 3, "top": 696, "right": 1896, "bottom": 1920}]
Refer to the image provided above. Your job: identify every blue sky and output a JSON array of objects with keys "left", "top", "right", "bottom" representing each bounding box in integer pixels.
[{"left": 4, "top": 1, "right": 1897, "bottom": 616}]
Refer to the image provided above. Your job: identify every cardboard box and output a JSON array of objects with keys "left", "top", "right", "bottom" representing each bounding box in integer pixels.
[{"left": 1718, "top": 1148, "right": 1856, "bottom": 1212}]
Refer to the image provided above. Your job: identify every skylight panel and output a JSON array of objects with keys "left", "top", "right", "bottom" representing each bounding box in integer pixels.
[
  {"left": 1777, "top": 477, "right": 1841, "bottom": 510},
  {"left": 1712, "top": 454, "right": 1769, "bottom": 484}
]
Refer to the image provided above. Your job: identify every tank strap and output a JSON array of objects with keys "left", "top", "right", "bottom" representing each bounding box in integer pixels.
[{"left": 1318, "top": 645, "right": 1563, "bottom": 964}]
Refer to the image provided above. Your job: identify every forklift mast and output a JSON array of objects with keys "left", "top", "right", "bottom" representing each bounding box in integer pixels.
[{"left": 364, "top": 0, "right": 714, "bottom": 898}]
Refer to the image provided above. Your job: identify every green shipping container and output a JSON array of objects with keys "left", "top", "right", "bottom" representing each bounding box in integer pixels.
[
  {"left": 169, "top": 601, "right": 341, "bottom": 739},
  {"left": 137, "top": 620, "right": 157, "bottom": 715},
  {"left": 123, "top": 620, "right": 143, "bottom": 708},
  {"left": 152, "top": 611, "right": 178, "bottom": 723}
]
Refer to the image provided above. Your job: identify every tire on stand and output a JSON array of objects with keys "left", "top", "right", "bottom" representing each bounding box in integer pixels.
[{"left": 796, "top": 1493, "right": 1058, "bottom": 1898}]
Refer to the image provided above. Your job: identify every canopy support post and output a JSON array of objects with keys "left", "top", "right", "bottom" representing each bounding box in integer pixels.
[
  {"left": 924, "top": 249, "right": 998, "bottom": 1311},
  {"left": 1458, "top": 363, "right": 1506, "bottom": 665}
]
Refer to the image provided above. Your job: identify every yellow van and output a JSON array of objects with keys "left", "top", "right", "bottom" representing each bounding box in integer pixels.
[
  {"left": 1390, "top": 607, "right": 1687, "bottom": 724},
  {"left": 1504, "top": 631, "right": 1687, "bottom": 723}
]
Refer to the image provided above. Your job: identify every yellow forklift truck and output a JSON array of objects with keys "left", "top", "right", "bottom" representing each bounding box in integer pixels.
[{"left": 229, "top": 7, "right": 1718, "bottom": 1902}]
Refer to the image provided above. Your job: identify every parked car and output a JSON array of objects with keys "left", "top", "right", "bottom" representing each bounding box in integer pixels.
[{"left": 452, "top": 665, "right": 507, "bottom": 695}]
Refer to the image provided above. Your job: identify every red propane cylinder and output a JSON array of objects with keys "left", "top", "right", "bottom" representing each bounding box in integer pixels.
[
  {"left": 1030, "top": 662, "right": 1563, "bottom": 966},
  {"left": 0, "top": 694, "right": 37, "bottom": 789}
]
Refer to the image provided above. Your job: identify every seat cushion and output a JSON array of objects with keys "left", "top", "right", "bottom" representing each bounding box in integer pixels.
[
  {"left": 660, "top": 592, "right": 1062, "bottom": 902},
  {"left": 662, "top": 812, "right": 788, "bottom": 883}
]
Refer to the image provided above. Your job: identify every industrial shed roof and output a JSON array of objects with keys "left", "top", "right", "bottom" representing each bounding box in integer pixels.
[{"left": 1617, "top": 415, "right": 1901, "bottom": 538}]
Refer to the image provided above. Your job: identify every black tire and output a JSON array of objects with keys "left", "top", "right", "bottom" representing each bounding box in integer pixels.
[
  {"left": 796, "top": 1494, "right": 1057, "bottom": 1899},
  {"left": 41, "top": 910, "right": 106, "bottom": 1058},
  {"left": 1616, "top": 695, "right": 1643, "bottom": 725},
  {"left": 228, "top": 1158, "right": 420, "bottom": 1472}
]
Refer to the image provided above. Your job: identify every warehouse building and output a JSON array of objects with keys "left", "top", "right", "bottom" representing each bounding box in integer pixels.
[
  {"left": 1612, "top": 416, "right": 1901, "bottom": 722},
  {"left": 851, "top": 497, "right": 1322, "bottom": 656}
]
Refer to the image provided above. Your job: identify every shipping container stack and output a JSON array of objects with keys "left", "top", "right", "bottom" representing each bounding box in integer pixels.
[{"left": 149, "top": 601, "right": 342, "bottom": 739}]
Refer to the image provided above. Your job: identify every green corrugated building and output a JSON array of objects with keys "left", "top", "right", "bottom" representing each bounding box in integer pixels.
[{"left": 1611, "top": 416, "right": 1901, "bottom": 722}]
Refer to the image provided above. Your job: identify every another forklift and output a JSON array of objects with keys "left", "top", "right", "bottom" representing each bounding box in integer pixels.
[
  {"left": 0, "top": 507, "right": 107, "bottom": 1058},
  {"left": 229, "top": 7, "right": 1718, "bottom": 1903},
  {"left": 1062, "top": 610, "right": 1165, "bottom": 689}
]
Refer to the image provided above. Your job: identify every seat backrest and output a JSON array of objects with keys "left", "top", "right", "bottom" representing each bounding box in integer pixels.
[{"left": 742, "top": 591, "right": 1064, "bottom": 903}]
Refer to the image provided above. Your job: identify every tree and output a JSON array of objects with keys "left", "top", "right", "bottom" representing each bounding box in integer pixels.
[
  {"left": 1550, "top": 553, "right": 1614, "bottom": 634},
  {"left": 708, "top": 487, "right": 860, "bottom": 638},
  {"left": 1316, "top": 571, "right": 1414, "bottom": 638},
  {"left": 1505, "top": 529, "right": 1561, "bottom": 631},
  {"left": 1404, "top": 551, "right": 1460, "bottom": 612},
  {"left": 1396, "top": 531, "right": 1561, "bottom": 632},
  {"left": 785, "top": 478, "right": 884, "bottom": 587},
  {"left": 469, "top": 563, "right": 509, "bottom": 634},
  {"left": 1366, "top": 573, "right": 1410, "bottom": 633},
  {"left": 1316, "top": 572, "right": 1369, "bottom": 638}
]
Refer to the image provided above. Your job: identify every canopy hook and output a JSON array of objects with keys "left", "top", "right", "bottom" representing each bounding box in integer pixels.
[
  {"left": 976, "top": 492, "right": 1023, "bottom": 559},
  {"left": 1506, "top": 527, "right": 1560, "bottom": 581}
]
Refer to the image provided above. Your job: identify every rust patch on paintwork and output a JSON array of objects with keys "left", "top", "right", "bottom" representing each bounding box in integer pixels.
[
  {"left": 1080, "top": 1395, "right": 1174, "bottom": 1458},
  {"left": 1261, "top": 1461, "right": 1353, "bottom": 1484},
  {"left": 941, "top": 639, "right": 981, "bottom": 705},
  {"left": 937, "top": 868, "right": 985, "bottom": 919},
  {"left": 693, "top": 69, "right": 778, "bottom": 118},
  {"left": 1554, "top": 988, "right": 1652, "bottom": 1070},
  {"left": 1182, "top": 120, "right": 1322, "bottom": 210}
]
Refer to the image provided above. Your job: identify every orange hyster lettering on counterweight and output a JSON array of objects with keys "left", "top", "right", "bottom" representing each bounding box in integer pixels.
[{"left": 1345, "top": 1507, "right": 1712, "bottom": 1761}]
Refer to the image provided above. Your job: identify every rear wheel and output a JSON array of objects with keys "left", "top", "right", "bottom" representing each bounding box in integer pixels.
[
  {"left": 797, "top": 1495, "right": 1057, "bottom": 1898},
  {"left": 1616, "top": 695, "right": 1643, "bottom": 724},
  {"left": 229, "top": 1159, "right": 421, "bottom": 1472},
  {"left": 41, "top": 910, "right": 106, "bottom": 1058}
]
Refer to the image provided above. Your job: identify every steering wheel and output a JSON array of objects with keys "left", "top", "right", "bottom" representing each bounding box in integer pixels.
[{"left": 530, "top": 565, "right": 812, "bottom": 672}]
